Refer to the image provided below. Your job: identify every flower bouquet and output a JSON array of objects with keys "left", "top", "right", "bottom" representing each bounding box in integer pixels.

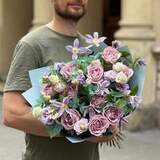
[{"left": 23, "top": 32, "right": 146, "bottom": 148}]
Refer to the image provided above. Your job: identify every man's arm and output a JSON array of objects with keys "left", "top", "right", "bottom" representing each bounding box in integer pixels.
[{"left": 3, "top": 91, "right": 49, "bottom": 137}]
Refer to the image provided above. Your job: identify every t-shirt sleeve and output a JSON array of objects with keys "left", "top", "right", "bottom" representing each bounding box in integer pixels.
[{"left": 4, "top": 41, "right": 40, "bottom": 92}]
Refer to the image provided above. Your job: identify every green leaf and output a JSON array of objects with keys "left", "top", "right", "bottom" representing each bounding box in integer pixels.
[
  {"left": 35, "top": 96, "right": 46, "bottom": 107},
  {"left": 69, "top": 97, "right": 80, "bottom": 109},
  {"left": 115, "top": 99, "right": 127, "bottom": 108},
  {"left": 130, "top": 85, "right": 138, "bottom": 96},
  {"left": 110, "top": 90, "right": 124, "bottom": 98},
  {"left": 79, "top": 105, "right": 88, "bottom": 115},
  {"left": 46, "top": 123, "right": 63, "bottom": 138},
  {"left": 118, "top": 46, "right": 131, "bottom": 57},
  {"left": 123, "top": 105, "right": 133, "bottom": 116}
]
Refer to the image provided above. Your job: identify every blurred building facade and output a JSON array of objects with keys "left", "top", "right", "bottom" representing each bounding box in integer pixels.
[{"left": 0, "top": 0, "right": 160, "bottom": 129}]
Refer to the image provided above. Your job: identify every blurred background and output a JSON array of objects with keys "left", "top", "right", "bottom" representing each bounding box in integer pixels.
[{"left": 0, "top": 0, "right": 160, "bottom": 160}]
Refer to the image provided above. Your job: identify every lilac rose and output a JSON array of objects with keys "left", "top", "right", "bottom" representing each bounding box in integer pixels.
[
  {"left": 102, "top": 46, "right": 121, "bottom": 64},
  {"left": 90, "top": 95, "right": 105, "bottom": 109},
  {"left": 103, "top": 107, "right": 123, "bottom": 125},
  {"left": 122, "top": 67, "right": 134, "bottom": 79},
  {"left": 61, "top": 109, "right": 81, "bottom": 130},
  {"left": 87, "top": 60, "right": 104, "bottom": 84},
  {"left": 88, "top": 115, "right": 110, "bottom": 136},
  {"left": 41, "top": 84, "right": 55, "bottom": 96}
]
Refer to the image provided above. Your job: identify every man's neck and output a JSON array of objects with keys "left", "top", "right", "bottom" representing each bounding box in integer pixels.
[{"left": 47, "top": 15, "right": 79, "bottom": 37}]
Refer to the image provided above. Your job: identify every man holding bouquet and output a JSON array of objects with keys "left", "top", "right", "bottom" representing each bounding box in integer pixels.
[{"left": 2, "top": 0, "right": 113, "bottom": 160}]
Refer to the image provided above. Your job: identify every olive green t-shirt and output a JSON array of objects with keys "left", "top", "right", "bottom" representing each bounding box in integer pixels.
[{"left": 4, "top": 26, "right": 99, "bottom": 160}]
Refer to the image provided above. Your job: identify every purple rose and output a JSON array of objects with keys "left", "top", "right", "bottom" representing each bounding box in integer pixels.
[
  {"left": 88, "top": 115, "right": 110, "bottom": 136},
  {"left": 103, "top": 107, "right": 123, "bottom": 125},
  {"left": 61, "top": 109, "right": 81, "bottom": 130},
  {"left": 122, "top": 67, "right": 134, "bottom": 79},
  {"left": 64, "top": 83, "right": 78, "bottom": 98},
  {"left": 102, "top": 46, "right": 121, "bottom": 64},
  {"left": 87, "top": 60, "right": 104, "bottom": 83},
  {"left": 74, "top": 118, "right": 89, "bottom": 135},
  {"left": 60, "top": 63, "right": 76, "bottom": 79},
  {"left": 41, "top": 84, "right": 54, "bottom": 96},
  {"left": 90, "top": 95, "right": 105, "bottom": 109}
]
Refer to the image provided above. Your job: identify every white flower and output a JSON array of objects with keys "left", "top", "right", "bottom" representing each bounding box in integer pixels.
[
  {"left": 115, "top": 72, "right": 128, "bottom": 84},
  {"left": 32, "top": 107, "right": 42, "bottom": 118},
  {"left": 49, "top": 75, "right": 60, "bottom": 85},
  {"left": 113, "top": 62, "right": 126, "bottom": 72},
  {"left": 54, "top": 83, "right": 66, "bottom": 93}
]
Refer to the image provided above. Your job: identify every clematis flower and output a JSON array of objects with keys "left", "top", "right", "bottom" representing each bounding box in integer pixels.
[
  {"left": 96, "top": 79, "right": 110, "bottom": 95},
  {"left": 74, "top": 118, "right": 89, "bottom": 135},
  {"left": 85, "top": 32, "right": 106, "bottom": 47},
  {"left": 66, "top": 38, "right": 91, "bottom": 60},
  {"left": 49, "top": 97, "right": 70, "bottom": 119}
]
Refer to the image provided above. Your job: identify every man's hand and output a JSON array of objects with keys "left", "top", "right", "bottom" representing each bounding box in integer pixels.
[{"left": 3, "top": 91, "right": 53, "bottom": 137}]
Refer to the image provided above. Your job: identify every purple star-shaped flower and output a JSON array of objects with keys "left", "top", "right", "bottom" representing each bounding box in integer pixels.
[
  {"left": 49, "top": 97, "right": 71, "bottom": 118},
  {"left": 65, "top": 38, "right": 91, "bottom": 60},
  {"left": 85, "top": 32, "right": 106, "bottom": 46}
]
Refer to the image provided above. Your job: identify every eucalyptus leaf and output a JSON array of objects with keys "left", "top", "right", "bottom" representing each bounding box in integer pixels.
[
  {"left": 115, "top": 99, "right": 127, "bottom": 108},
  {"left": 47, "top": 123, "right": 63, "bottom": 138},
  {"left": 130, "top": 85, "right": 138, "bottom": 96}
]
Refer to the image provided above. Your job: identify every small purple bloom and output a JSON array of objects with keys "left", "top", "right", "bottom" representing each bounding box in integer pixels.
[
  {"left": 40, "top": 107, "right": 54, "bottom": 125},
  {"left": 104, "top": 70, "right": 118, "bottom": 81},
  {"left": 76, "top": 74, "right": 86, "bottom": 84},
  {"left": 96, "top": 79, "right": 110, "bottom": 95},
  {"left": 129, "top": 96, "right": 142, "bottom": 108},
  {"left": 54, "top": 63, "right": 65, "bottom": 72},
  {"left": 49, "top": 97, "right": 70, "bottom": 118},
  {"left": 116, "top": 83, "right": 130, "bottom": 95},
  {"left": 85, "top": 32, "right": 106, "bottom": 46},
  {"left": 112, "top": 40, "right": 124, "bottom": 49},
  {"left": 137, "top": 58, "right": 146, "bottom": 67},
  {"left": 66, "top": 39, "right": 91, "bottom": 60}
]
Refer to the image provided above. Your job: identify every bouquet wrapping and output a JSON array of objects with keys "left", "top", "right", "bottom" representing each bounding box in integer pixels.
[{"left": 23, "top": 32, "right": 146, "bottom": 146}]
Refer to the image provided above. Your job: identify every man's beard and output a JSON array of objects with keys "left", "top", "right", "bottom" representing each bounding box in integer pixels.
[{"left": 54, "top": 3, "right": 86, "bottom": 21}]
